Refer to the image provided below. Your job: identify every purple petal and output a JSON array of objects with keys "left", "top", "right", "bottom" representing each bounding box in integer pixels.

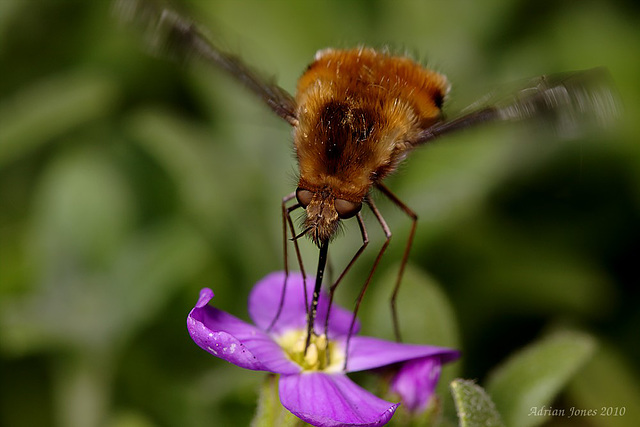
[
  {"left": 345, "top": 336, "right": 460, "bottom": 372},
  {"left": 248, "top": 271, "right": 360, "bottom": 338},
  {"left": 187, "top": 288, "right": 299, "bottom": 374},
  {"left": 279, "top": 372, "right": 398, "bottom": 427},
  {"left": 390, "top": 357, "right": 442, "bottom": 413}
]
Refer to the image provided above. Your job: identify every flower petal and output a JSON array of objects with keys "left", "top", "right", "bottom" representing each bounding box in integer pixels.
[
  {"left": 279, "top": 372, "right": 398, "bottom": 427},
  {"left": 390, "top": 356, "right": 442, "bottom": 413},
  {"left": 188, "top": 288, "right": 299, "bottom": 374},
  {"left": 345, "top": 336, "right": 460, "bottom": 372},
  {"left": 248, "top": 271, "right": 360, "bottom": 338}
]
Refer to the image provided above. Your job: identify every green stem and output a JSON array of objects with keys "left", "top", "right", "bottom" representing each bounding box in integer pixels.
[
  {"left": 251, "top": 374, "right": 304, "bottom": 427},
  {"left": 52, "top": 352, "right": 112, "bottom": 427}
]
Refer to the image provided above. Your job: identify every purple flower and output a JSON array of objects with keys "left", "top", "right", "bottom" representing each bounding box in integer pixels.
[
  {"left": 390, "top": 356, "right": 442, "bottom": 413},
  {"left": 187, "top": 271, "right": 459, "bottom": 427}
]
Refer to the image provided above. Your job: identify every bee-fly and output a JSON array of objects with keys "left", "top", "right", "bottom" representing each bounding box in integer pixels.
[{"left": 116, "top": 0, "right": 619, "bottom": 360}]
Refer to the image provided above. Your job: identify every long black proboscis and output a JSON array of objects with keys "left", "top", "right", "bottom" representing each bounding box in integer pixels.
[{"left": 304, "top": 240, "right": 329, "bottom": 354}]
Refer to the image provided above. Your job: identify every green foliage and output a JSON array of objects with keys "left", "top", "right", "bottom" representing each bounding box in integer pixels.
[
  {"left": 486, "top": 331, "right": 596, "bottom": 427},
  {"left": 451, "top": 379, "right": 504, "bottom": 427},
  {"left": 566, "top": 345, "right": 640, "bottom": 427},
  {"left": 362, "top": 265, "right": 460, "bottom": 349}
]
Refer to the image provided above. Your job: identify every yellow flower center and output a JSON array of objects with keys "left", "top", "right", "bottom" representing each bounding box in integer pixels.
[{"left": 276, "top": 329, "right": 344, "bottom": 372}]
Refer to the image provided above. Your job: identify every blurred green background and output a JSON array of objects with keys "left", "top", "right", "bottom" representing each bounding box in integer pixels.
[{"left": 1, "top": 1, "right": 639, "bottom": 426}]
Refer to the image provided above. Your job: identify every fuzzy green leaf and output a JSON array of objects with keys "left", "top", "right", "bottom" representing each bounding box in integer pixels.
[{"left": 451, "top": 379, "right": 504, "bottom": 427}]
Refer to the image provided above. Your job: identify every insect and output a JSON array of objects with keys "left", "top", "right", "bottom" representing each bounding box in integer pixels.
[{"left": 117, "top": 0, "right": 618, "bottom": 354}]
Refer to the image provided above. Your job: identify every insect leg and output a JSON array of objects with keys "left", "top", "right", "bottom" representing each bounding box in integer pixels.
[
  {"left": 323, "top": 212, "right": 369, "bottom": 340},
  {"left": 344, "top": 195, "right": 392, "bottom": 370},
  {"left": 376, "top": 183, "right": 417, "bottom": 342},
  {"left": 268, "top": 193, "right": 307, "bottom": 332}
]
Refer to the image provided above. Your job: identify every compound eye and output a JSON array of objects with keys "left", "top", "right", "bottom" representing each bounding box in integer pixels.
[
  {"left": 296, "top": 187, "right": 313, "bottom": 208},
  {"left": 335, "top": 199, "right": 362, "bottom": 219}
]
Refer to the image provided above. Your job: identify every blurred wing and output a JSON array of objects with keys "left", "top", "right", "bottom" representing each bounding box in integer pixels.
[
  {"left": 115, "top": 0, "right": 298, "bottom": 126},
  {"left": 412, "top": 68, "right": 620, "bottom": 145}
]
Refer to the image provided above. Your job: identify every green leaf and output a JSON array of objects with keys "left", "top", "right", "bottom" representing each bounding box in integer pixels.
[
  {"left": 106, "top": 410, "right": 156, "bottom": 427},
  {"left": 0, "top": 218, "right": 209, "bottom": 355},
  {"left": 450, "top": 379, "right": 504, "bottom": 427},
  {"left": 0, "top": 72, "right": 118, "bottom": 167},
  {"left": 361, "top": 264, "right": 459, "bottom": 349},
  {"left": 486, "top": 330, "right": 596, "bottom": 427},
  {"left": 29, "top": 147, "right": 135, "bottom": 270},
  {"left": 566, "top": 345, "right": 640, "bottom": 427},
  {"left": 125, "top": 107, "right": 234, "bottom": 230}
]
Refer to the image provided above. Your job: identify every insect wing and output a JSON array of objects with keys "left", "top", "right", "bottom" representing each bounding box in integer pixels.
[
  {"left": 414, "top": 68, "right": 620, "bottom": 145},
  {"left": 115, "top": 0, "right": 298, "bottom": 125}
]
